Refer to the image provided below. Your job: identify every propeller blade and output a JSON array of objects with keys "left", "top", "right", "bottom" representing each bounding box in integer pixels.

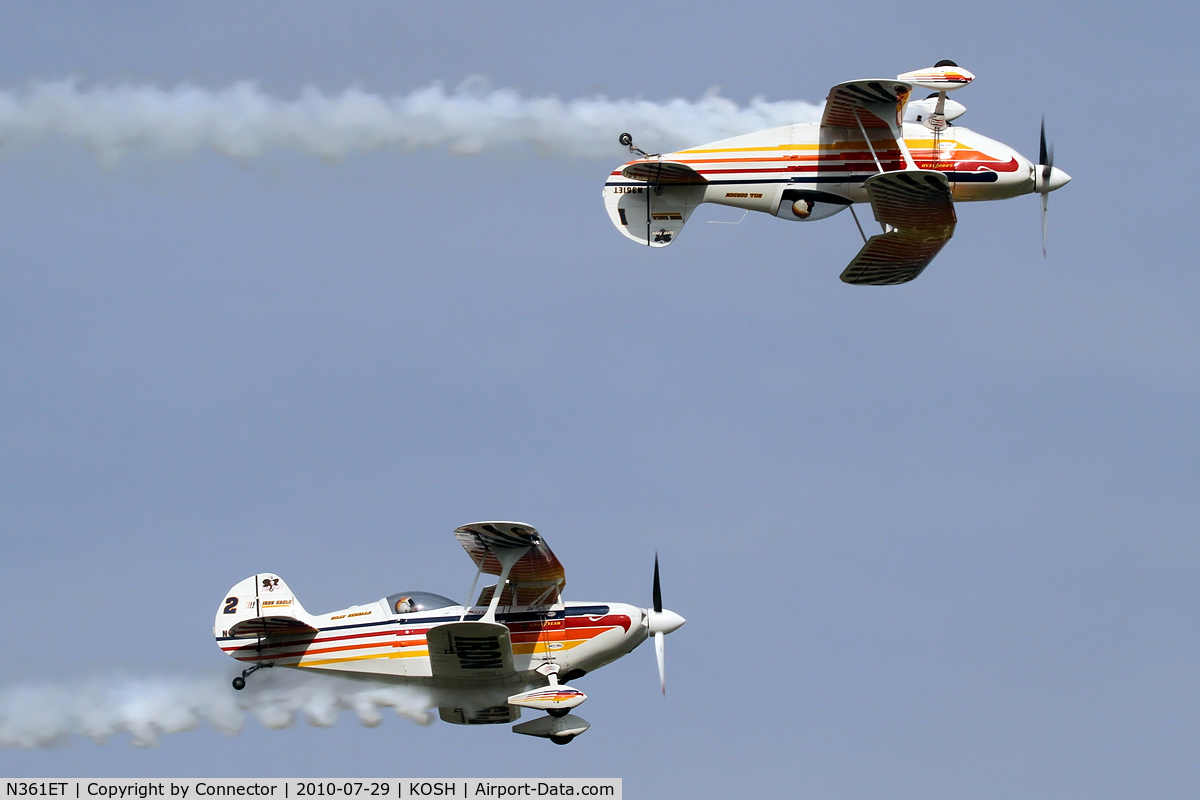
[
  {"left": 652, "top": 553, "right": 662, "bottom": 614},
  {"left": 1041, "top": 142, "right": 1055, "bottom": 185},
  {"left": 655, "top": 631, "right": 666, "bottom": 695},
  {"left": 1038, "top": 119, "right": 1054, "bottom": 256},
  {"left": 1039, "top": 117, "right": 1048, "bottom": 167},
  {"left": 1041, "top": 191, "right": 1049, "bottom": 257}
]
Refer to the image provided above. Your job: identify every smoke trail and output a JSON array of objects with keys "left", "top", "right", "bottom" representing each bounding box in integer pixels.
[
  {"left": 0, "top": 671, "right": 432, "bottom": 748},
  {"left": 0, "top": 77, "right": 822, "bottom": 164}
]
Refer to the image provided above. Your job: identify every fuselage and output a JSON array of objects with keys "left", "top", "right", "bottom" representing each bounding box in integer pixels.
[
  {"left": 215, "top": 598, "right": 647, "bottom": 695},
  {"left": 605, "top": 121, "right": 1035, "bottom": 214}
]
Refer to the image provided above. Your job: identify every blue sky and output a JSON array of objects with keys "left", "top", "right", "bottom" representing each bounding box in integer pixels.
[{"left": 1, "top": 2, "right": 1198, "bottom": 797}]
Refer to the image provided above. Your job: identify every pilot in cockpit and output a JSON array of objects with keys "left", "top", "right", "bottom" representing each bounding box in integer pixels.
[
  {"left": 393, "top": 596, "right": 417, "bottom": 614},
  {"left": 385, "top": 591, "right": 456, "bottom": 616}
]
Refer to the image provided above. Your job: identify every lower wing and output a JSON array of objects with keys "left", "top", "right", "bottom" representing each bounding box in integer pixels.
[
  {"left": 841, "top": 170, "right": 956, "bottom": 286},
  {"left": 427, "top": 621, "right": 516, "bottom": 681}
]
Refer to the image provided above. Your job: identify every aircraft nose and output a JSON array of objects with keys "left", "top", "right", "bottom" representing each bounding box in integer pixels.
[{"left": 646, "top": 608, "right": 686, "bottom": 635}]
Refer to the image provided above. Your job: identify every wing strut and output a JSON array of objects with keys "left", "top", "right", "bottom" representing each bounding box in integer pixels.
[
  {"left": 855, "top": 99, "right": 918, "bottom": 171},
  {"left": 894, "top": 128, "right": 918, "bottom": 171},
  {"left": 849, "top": 205, "right": 868, "bottom": 244},
  {"left": 480, "top": 544, "right": 530, "bottom": 623},
  {"left": 852, "top": 108, "right": 885, "bottom": 175},
  {"left": 460, "top": 559, "right": 485, "bottom": 621}
]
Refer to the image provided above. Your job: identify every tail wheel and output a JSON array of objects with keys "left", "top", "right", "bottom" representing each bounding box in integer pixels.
[
  {"left": 618, "top": 132, "right": 633, "bottom": 147},
  {"left": 232, "top": 676, "right": 246, "bottom": 691}
]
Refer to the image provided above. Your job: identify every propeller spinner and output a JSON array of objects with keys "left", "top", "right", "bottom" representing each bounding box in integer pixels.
[{"left": 644, "top": 554, "right": 686, "bottom": 695}]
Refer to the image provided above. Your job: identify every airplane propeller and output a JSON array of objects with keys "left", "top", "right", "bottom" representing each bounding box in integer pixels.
[
  {"left": 1034, "top": 117, "right": 1071, "bottom": 256},
  {"left": 644, "top": 553, "right": 686, "bottom": 695}
]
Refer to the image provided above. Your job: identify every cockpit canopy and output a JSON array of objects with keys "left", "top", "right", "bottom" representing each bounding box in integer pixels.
[{"left": 385, "top": 591, "right": 457, "bottom": 615}]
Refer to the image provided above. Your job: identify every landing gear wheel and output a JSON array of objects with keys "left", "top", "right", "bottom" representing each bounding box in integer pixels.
[
  {"left": 549, "top": 735, "right": 574, "bottom": 745},
  {"left": 547, "top": 708, "right": 569, "bottom": 718},
  {"left": 232, "top": 662, "right": 271, "bottom": 690},
  {"left": 934, "top": 59, "right": 958, "bottom": 67},
  {"left": 618, "top": 132, "right": 633, "bottom": 147}
]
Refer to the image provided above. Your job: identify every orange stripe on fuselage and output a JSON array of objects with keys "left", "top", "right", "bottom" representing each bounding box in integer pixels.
[{"left": 509, "top": 624, "right": 620, "bottom": 645}]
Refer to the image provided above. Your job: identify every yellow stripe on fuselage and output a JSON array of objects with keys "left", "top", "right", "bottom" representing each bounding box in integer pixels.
[
  {"left": 296, "top": 649, "right": 430, "bottom": 667},
  {"left": 677, "top": 139, "right": 967, "bottom": 157}
]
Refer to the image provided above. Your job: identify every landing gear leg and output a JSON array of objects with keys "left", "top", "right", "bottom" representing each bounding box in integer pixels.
[{"left": 232, "top": 662, "right": 272, "bottom": 690}]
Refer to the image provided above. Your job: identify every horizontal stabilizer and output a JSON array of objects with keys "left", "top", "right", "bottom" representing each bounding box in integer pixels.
[
  {"left": 620, "top": 160, "right": 707, "bottom": 185},
  {"left": 227, "top": 617, "right": 319, "bottom": 638}
]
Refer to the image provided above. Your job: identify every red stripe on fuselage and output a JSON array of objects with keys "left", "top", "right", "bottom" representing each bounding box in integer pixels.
[{"left": 566, "top": 614, "right": 631, "bottom": 633}]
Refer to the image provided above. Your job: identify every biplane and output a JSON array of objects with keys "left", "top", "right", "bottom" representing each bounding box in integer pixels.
[
  {"left": 214, "top": 522, "right": 684, "bottom": 745},
  {"left": 602, "top": 62, "right": 1071, "bottom": 285}
]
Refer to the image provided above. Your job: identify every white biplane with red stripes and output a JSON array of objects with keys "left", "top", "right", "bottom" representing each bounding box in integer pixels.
[
  {"left": 215, "top": 522, "right": 684, "bottom": 745},
  {"left": 603, "top": 62, "right": 1071, "bottom": 285}
]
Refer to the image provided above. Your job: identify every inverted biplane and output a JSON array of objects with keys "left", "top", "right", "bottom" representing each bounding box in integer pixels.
[
  {"left": 214, "top": 522, "right": 684, "bottom": 745},
  {"left": 603, "top": 62, "right": 1071, "bottom": 285}
]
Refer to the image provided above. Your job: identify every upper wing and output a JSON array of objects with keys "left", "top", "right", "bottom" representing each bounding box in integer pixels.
[
  {"left": 840, "top": 170, "right": 957, "bottom": 286},
  {"left": 454, "top": 521, "right": 566, "bottom": 606},
  {"left": 821, "top": 79, "right": 913, "bottom": 130}
]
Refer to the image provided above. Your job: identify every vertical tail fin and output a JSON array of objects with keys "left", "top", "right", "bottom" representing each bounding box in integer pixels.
[
  {"left": 602, "top": 161, "right": 707, "bottom": 247},
  {"left": 214, "top": 573, "right": 318, "bottom": 639}
]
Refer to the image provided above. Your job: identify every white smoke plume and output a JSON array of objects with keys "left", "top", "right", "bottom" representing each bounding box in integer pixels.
[
  {"left": 0, "top": 671, "right": 432, "bottom": 748},
  {"left": 0, "top": 77, "right": 822, "bottom": 164}
]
